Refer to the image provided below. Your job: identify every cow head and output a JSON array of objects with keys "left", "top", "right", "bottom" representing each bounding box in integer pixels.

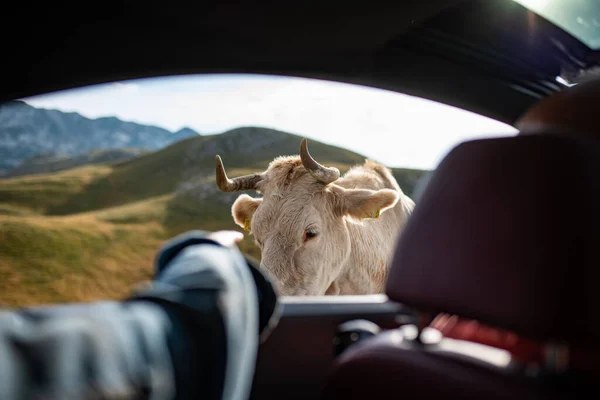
[{"left": 216, "top": 139, "right": 399, "bottom": 295}]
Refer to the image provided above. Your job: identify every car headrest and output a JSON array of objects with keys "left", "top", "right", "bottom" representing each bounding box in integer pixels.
[
  {"left": 516, "top": 77, "right": 600, "bottom": 139},
  {"left": 385, "top": 134, "right": 600, "bottom": 345}
]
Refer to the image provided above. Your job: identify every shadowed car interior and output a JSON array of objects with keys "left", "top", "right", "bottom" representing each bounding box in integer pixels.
[{"left": 1, "top": 0, "right": 599, "bottom": 399}]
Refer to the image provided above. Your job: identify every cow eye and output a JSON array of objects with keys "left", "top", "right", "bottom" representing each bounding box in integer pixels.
[{"left": 304, "top": 228, "right": 319, "bottom": 241}]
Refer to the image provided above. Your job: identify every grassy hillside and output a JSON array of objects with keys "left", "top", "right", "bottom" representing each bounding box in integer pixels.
[
  {"left": 0, "top": 127, "right": 427, "bottom": 307},
  {"left": 7, "top": 148, "right": 150, "bottom": 178}
]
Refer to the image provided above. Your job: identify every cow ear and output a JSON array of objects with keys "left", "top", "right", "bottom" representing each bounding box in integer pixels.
[
  {"left": 232, "top": 194, "right": 262, "bottom": 231},
  {"left": 338, "top": 188, "right": 399, "bottom": 220}
]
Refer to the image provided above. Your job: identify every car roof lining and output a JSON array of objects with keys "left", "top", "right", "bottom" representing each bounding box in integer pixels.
[{"left": 2, "top": 0, "right": 599, "bottom": 127}]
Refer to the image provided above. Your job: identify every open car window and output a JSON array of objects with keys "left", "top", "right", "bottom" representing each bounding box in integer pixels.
[{"left": 0, "top": 74, "right": 517, "bottom": 305}]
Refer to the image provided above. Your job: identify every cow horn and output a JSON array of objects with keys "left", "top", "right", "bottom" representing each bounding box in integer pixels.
[
  {"left": 215, "top": 155, "right": 263, "bottom": 192},
  {"left": 300, "top": 138, "right": 340, "bottom": 184}
]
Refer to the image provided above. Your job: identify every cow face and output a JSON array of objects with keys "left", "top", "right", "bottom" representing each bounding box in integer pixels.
[
  {"left": 230, "top": 179, "right": 398, "bottom": 296},
  {"left": 216, "top": 138, "right": 399, "bottom": 296}
]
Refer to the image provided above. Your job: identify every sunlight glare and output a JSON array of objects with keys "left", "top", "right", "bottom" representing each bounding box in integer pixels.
[{"left": 513, "top": 0, "right": 549, "bottom": 12}]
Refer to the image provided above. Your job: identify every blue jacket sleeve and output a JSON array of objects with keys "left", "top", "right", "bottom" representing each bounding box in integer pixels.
[{"left": 0, "top": 230, "right": 279, "bottom": 400}]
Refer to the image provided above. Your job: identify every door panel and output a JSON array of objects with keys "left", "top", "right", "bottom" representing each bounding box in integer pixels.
[{"left": 250, "top": 295, "right": 414, "bottom": 399}]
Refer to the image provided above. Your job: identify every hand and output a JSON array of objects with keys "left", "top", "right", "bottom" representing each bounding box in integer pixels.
[{"left": 206, "top": 230, "right": 244, "bottom": 247}]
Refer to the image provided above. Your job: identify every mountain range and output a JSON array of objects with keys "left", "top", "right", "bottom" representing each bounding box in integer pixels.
[{"left": 0, "top": 100, "right": 199, "bottom": 176}]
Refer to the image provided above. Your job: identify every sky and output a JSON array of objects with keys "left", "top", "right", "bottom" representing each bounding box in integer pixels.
[{"left": 22, "top": 73, "right": 518, "bottom": 170}]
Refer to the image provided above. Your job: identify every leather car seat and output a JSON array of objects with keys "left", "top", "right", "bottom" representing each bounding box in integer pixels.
[
  {"left": 423, "top": 77, "right": 600, "bottom": 364},
  {"left": 424, "top": 76, "right": 600, "bottom": 361},
  {"left": 322, "top": 78, "right": 600, "bottom": 399},
  {"left": 515, "top": 76, "right": 600, "bottom": 138}
]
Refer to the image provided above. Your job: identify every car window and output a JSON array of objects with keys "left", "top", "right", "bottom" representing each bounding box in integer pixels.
[
  {"left": 513, "top": 0, "right": 600, "bottom": 50},
  {"left": 0, "top": 74, "right": 517, "bottom": 305}
]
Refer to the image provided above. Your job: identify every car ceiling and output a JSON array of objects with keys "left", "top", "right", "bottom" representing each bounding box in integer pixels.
[{"left": 2, "top": 0, "right": 599, "bottom": 127}]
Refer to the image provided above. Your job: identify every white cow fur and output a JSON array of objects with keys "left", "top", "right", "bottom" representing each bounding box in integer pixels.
[{"left": 228, "top": 155, "right": 414, "bottom": 296}]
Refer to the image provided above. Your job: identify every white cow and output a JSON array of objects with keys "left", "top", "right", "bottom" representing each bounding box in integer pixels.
[{"left": 216, "top": 138, "right": 414, "bottom": 295}]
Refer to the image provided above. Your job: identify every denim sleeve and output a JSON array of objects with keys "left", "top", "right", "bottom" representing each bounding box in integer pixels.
[
  {"left": 0, "top": 230, "right": 266, "bottom": 400},
  {"left": 0, "top": 300, "right": 175, "bottom": 399}
]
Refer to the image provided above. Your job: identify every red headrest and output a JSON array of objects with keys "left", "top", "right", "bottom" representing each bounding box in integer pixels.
[{"left": 386, "top": 134, "right": 600, "bottom": 344}]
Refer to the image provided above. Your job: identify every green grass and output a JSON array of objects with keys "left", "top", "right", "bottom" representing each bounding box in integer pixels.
[
  {"left": 0, "top": 215, "right": 163, "bottom": 306},
  {"left": 0, "top": 165, "right": 112, "bottom": 213},
  {"left": 95, "top": 195, "right": 171, "bottom": 224},
  {"left": 0, "top": 189, "right": 259, "bottom": 307},
  {"left": 0, "top": 203, "right": 39, "bottom": 217}
]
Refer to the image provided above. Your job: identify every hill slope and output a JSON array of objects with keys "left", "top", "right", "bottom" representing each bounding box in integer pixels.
[
  {"left": 0, "top": 127, "right": 427, "bottom": 307},
  {"left": 6, "top": 148, "right": 151, "bottom": 178},
  {"left": 1, "top": 127, "right": 369, "bottom": 215},
  {"left": 0, "top": 100, "right": 200, "bottom": 175}
]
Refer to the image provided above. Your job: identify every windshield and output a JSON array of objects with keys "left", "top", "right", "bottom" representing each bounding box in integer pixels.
[
  {"left": 0, "top": 74, "right": 517, "bottom": 304},
  {"left": 513, "top": 0, "right": 600, "bottom": 49}
]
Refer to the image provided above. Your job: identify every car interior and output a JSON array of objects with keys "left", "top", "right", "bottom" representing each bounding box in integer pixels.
[{"left": 2, "top": 0, "right": 599, "bottom": 399}]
